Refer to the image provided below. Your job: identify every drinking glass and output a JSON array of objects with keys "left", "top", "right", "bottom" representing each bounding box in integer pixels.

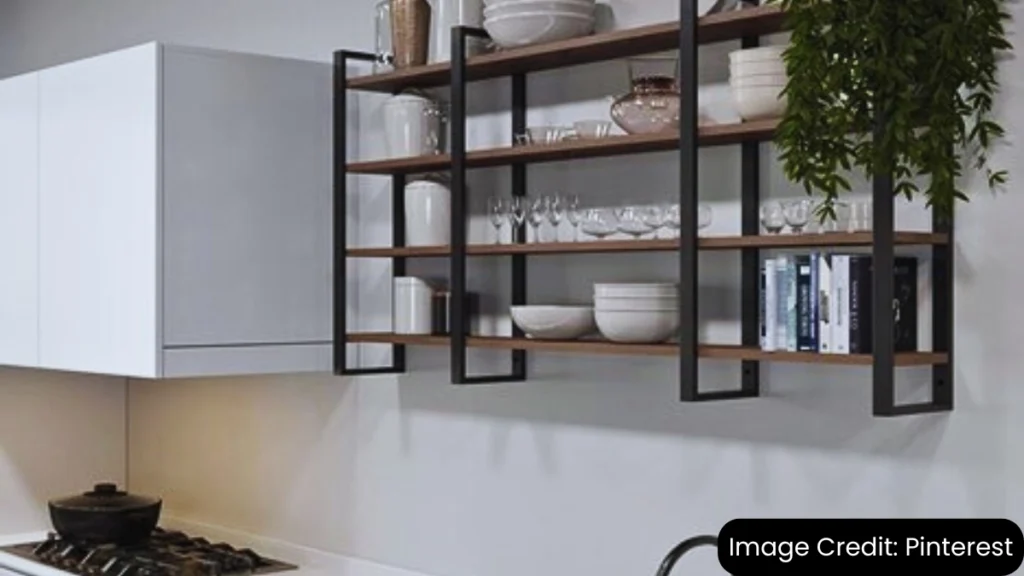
[
  {"left": 527, "top": 197, "right": 548, "bottom": 243},
  {"left": 546, "top": 194, "right": 566, "bottom": 242},
  {"left": 617, "top": 206, "right": 653, "bottom": 239},
  {"left": 664, "top": 203, "right": 681, "bottom": 238},
  {"left": 783, "top": 199, "right": 811, "bottom": 234},
  {"left": 581, "top": 208, "right": 618, "bottom": 239},
  {"left": 487, "top": 197, "right": 506, "bottom": 244},
  {"left": 640, "top": 205, "right": 666, "bottom": 238},
  {"left": 760, "top": 201, "right": 786, "bottom": 234},
  {"left": 508, "top": 197, "right": 527, "bottom": 243},
  {"left": 849, "top": 199, "right": 872, "bottom": 231},
  {"left": 698, "top": 203, "right": 713, "bottom": 232},
  {"left": 565, "top": 194, "right": 583, "bottom": 241}
]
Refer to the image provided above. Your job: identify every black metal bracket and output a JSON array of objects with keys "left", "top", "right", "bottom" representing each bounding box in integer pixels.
[
  {"left": 450, "top": 26, "right": 528, "bottom": 385},
  {"left": 334, "top": 49, "right": 407, "bottom": 376}
]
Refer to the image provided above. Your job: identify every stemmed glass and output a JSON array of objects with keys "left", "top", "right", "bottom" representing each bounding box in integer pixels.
[
  {"left": 546, "top": 194, "right": 565, "bottom": 242},
  {"left": 760, "top": 201, "right": 786, "bottom": 234},
  {"left": 663, "top": 203, "right": 681, "bottom": 238},
  {"left": 698, "top": 203, "right": 713, "bottom": 232},
  {"left": 487, "top": 197, "right": 506, "bottom": 244},
  {"left": 507, "top": 197, "right": 527, "bottom": 243},
  {"left": 527, "top": 197, "right": 548, "bottom": 243},
  {"left": 581, "top": 208, "right": 618, "bottom": 239},
  {"left": 617, "top": 206, "right": 652, "bottom": 239},
  {"left": 565, "top": 194, "right": 583, "bottom": 241},
  {"left": 641, "top": 205, "right": 666, "bottom": 239},
  {"left": 783, "top": 199, "right": 811, "bottom": 234}
]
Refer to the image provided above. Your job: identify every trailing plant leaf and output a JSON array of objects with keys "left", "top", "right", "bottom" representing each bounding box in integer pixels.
[{"left": 771, "top": 0, "right": 1011, "bottom": 219}]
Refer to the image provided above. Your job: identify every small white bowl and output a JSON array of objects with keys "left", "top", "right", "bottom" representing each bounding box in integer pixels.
[
  {"left": 594, "top": 283, "right": 677, "bottom": 298},
  {"left": 484, "top": 11, "right": 595, "bottom": 48},
  {"left": 594, "top": 297, "right": 678, "bottom": 312},
  {"left": 733, "top": 85, "right": 787, "bottom": 121},
  {"left": 730, "top": 60, "right": 786, "bottom": 78},
  {"left": 511, "top": 306, "right": 595, "bottom": 340},
  {"left": 573, "top": 119, "right": 612, "bottom": 139},
  {"left": 730, "top": 73, "right": 787, "bottom": 88},
  {"left": 485, "top": 0, "right": 595, "bottom": 19},
  {"left": 596, "top": 309, "right": 679, "bottom": 343},
  {"left": 729, "top": 45, "right": 786, "bottom": 64}
]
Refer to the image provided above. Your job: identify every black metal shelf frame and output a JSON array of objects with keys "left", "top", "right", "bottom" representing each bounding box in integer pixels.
[{"left": 333, "top": 0, "right": 955, "bottom": 416}]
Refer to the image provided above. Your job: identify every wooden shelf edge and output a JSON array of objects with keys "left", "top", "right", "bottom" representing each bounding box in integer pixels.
[
  {"left": 345, "top": 5, "right": 785, "bottom": 93},
  {"left": 346, "top": 232, "right": 950, "bottom": 258},
  {"left": 346, "top": 333, "right": 949, "bottom": 366},
  {"left": 347, "top": 121, "right": 778, "bottom": 174}
]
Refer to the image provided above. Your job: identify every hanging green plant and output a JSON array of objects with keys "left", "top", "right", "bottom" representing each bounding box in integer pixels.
[{"left": 772, "top": 0, "right": 1012, "bottom": 220}]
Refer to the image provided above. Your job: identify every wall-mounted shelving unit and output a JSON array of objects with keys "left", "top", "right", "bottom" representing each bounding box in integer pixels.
[{"left": 334, "top": 1, "right": 954, "bottom": 417}]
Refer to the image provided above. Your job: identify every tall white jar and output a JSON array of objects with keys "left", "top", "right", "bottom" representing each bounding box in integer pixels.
[
  {"left": 404, "top": 178, "right": 451, "bottom": 247},
  {"left": 383, "top": 92, "right": 441, "bottom": 158}
]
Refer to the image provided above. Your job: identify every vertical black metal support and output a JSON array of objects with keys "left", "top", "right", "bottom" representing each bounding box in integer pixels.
[
  {"left": 739, "top": 21, "right": 761, "bottom": 398},
  {"left": 448, "top": 26, "right": 522, "bottom": 385},
  {"left": 510, "top": 73, "right": 529, "bottom": 380},
  {"left": 931, "top": 210, "right": 954, "bottom": 410},
  {"left": 871, "top": 112, "right": 897, "bottom": 415},
  {"left": 334, "top": 50, "right": 406, "bottom": 376},
  {"left": 678, "top": 0, "right": 700, "bottom": 401}
]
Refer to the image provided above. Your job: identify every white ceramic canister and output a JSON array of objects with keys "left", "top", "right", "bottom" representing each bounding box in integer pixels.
[
  {"left": 405, "top": 178, "right": 451, "bottom": 247},
  {"left": 383, "top": 92, "right": 441, "bottom": 158},
  {"left": 432, "top": 0, "right": 485, "bottom": 62},
  {"left": 394, "top": 277, "right": 434, "bottom": 334}
]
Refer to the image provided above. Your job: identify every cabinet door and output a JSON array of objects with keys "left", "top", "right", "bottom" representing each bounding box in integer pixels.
[
  {"left": 0, "top": 73, "right": 40, "bottom": 368},
  {"left": 39, "top": 44, "right": 160, "bottom": 377}
]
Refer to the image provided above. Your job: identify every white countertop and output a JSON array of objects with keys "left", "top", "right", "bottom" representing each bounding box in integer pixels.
[{"left": 0, "top": 518, "right": 411, "bottom": 576}]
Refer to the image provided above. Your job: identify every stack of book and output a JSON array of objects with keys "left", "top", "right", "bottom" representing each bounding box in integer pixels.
[{"left": 759, "top": 254, "right": 918, "bottom": 354}]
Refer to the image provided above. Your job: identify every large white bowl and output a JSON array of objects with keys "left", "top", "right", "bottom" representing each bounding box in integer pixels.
[
  {"left": 486, "top": 0, "right": 595, "bottom": 5},
  {"left": 730, "top": 73, "right": 787, "bottom": 88},
  {"left": 729, "top": 45, "right": 786, "bottom": 64},
  {"left": 733, "top": 85, "right": 787, "bottom": 121},
  {"left": 484, "top": 11, "right": 595, "bottom": 48},
  {"left": 485, "top": 0, "right": 595, "bottom": 19},
  {"left": 596, "top": 309, "right": 679, "bottom": 343},
  {"left": 511, "top": 306, "right": 595, "bottom": 340},
  {"left": 730, "top": 61, "right": 786, "bottom": 79},
  {"left": 594, "top": 283, "right": 677, "bottom": 298},
  {"left": 595, "top": 297, "right": 677, "bottom": 312}
]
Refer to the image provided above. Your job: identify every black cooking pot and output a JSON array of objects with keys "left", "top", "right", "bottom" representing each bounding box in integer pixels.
[{"left": 49, "top": 483, "right": 162, "bottom": 544}]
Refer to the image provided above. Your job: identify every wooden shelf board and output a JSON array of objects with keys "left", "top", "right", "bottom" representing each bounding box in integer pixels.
[
  {"left": 347, "top": 120, "right": 778, "bottom": 174},
  {"left": 346, "top": 5, "right": 786, "bottom": 93},
  {"left": 346, "top": 232, "right": 950, "bottom": 258},
  {"left": 346, "top": 333, "right": 949, "bottom": 366}
]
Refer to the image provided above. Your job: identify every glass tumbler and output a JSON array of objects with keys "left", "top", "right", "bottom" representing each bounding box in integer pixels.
[{"left": 374, "top": 0, "right": 394, "bottom": 73}]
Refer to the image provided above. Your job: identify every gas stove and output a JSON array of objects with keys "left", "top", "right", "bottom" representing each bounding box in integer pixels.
[{"left": 0, "top": 528, "right": 296, "bottom": 575}]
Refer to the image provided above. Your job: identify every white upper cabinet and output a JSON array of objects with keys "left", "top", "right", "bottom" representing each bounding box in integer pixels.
[
  {"left": 0, "top": 72, "right": 41, "bottom": 368},
  {"left": 7, "top": 43, "right": 331, "bottom": 378}
]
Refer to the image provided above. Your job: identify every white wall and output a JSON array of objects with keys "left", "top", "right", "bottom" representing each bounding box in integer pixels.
[{"left": 3, "top": 1, "right": 1024, "bottom": 575}]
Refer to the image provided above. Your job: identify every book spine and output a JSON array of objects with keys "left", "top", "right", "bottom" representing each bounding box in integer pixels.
[
  {"left": 786, "top": 256, "right": 798, "bottom": 352},
  {"left": 809, "top": 252, "right": 819, "bottom": 351},
  {"left": 796, "top": 255, "right": 813, "bottom": 351},
  {"left": 893, "top": 257, "right": 919, "bottom": 352},
  {"left": 833, "top": 255, "right": 850, "bottom": 354},
  {"left": 759, "top": 261, "right": 766, "bottom": 349},
  {"left": 775, "top": 255, "right": 787, "bottom": 349},
  {"left": 818, "top": 253, "right": 832, "bottom": 353},
  {"left": 764, "top": 259, "right": 777, "bottom": 352},
  {"left": 849, "top": 256, "right": 865, "bottom": 353}
]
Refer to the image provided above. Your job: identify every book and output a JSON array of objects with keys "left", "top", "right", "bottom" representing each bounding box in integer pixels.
[
  {"left": 846, "top": 256, "right": 918, "bottom": 353},
  {"left": 809, "top": 252, "right": 819, "bottom": 351},
  {"left": 832, "top": 255, "right": 850, "bottom": 354},
  {"left": 785, "top": 255, "right": 798, "bottom": 352},
  {"left": 893, "top": 257, "right": 919, "bottom": 352},
  {"left": 796, "top": 255, "right": 814, "bottom": 351},
  {"left": 818, "top": 253, "right": 832, "bottom": 353},
  {"left": 849, "top": 255, "right": 871, "bottom": 353},
  {"left": 764, "top": 259, "right": 777, "bottom": 351},
  {"left": 775, "top": 255, "right": 788, "bottom": 350}
]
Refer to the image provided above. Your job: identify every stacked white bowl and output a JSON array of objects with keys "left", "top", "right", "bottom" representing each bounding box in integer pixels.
[
  {"left": 729, "top": 45, "right": 788, "bottom": 121},
  {"left": 483, "top": 0, "right": 597, "bottom": 49},
  {"left": 594, "top": 283, "right": 679, "bottom": 343}
]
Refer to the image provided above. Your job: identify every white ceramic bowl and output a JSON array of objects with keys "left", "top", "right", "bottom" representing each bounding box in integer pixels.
[
  {"left": 731, "top": 61, "right": 785, "bottom": 78},
  {"left": 595, "top": 309, "right": 679, "bottom": 343},
  {"left": 733, "top": 85, "right": 787, "bottom": 121},
  {"left": 511, "top": 306, "right": 596, "bottom": 340},
  {"left": 594, "top": 283, "right": 677, "bottom": 298},
  {"left": 486, "top": 0, "right": 594, "bottom": 5},
  {"left": 484, "top": 11, "right": 595, "bottom": 48},
  {"left": 485, "top": 0, "right": 595, "bottom": 19},
  {"left": 594, "top": 296, "right": 677, "bottom": 311},
  {"left": 729, "top": 45, "right": 786, "bottom": 64},
  {"left": 730, "top": 73, "right": 787, "bottom": 88}
]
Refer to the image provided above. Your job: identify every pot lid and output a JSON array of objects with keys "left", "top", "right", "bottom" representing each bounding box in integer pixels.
[{"left": 50, "top": 483, "right": 161, "bottom": 511}]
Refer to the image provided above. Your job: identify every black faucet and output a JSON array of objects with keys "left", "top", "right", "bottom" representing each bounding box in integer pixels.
[{"left": 655, "top": 535, "right": 725, "bottom": 576}]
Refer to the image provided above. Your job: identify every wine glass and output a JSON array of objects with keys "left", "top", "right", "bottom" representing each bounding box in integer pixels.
[
  {"left": 546, "top": 194, "right": 565, "bottom": 242},
  {"left": 527, "top": 197, "right": 548, "bottom": 243},
  {"left": 760, "top": 201, "right": 785, "bottom": 234},
  {"left": 783, "top": 199, "right": 811, "bottom": 234},
  {"left": 617, "top": 206, "right": 653, "bottom": 239},
  {"left": 565, "top": 194, "right": 583, "bottom": 241},
  {"left": 663, "top": 203, "right": 681, "bottom": 238},
  {"left": 487, "top": 197, "right": 506, "bottom": 244},
  {"left": 507, "top": 197, "right": 527, "bottom": 243},
  {"left": 698, "top": 203, "right": 713, "bottom": 233},
  {"left": 581, "top": 208, "right": 618, "bottom": 239},
  {"left": 640, "top": 205, "right": 666, "bottom": 239}
]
